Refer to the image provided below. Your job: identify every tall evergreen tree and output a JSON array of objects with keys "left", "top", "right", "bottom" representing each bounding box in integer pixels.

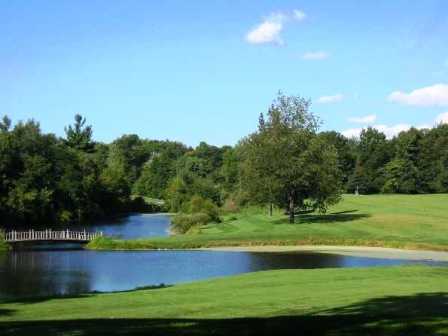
[{"left": 64, "top": 114, "right": 94, "bottom": 152}]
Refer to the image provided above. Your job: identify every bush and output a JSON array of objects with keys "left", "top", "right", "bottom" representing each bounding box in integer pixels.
[
  {"left": 182, "top": 195, "right": 220, "bottom": 222},
  {"left": 171, "top": 212, "right": 211, "bottom": 234}
]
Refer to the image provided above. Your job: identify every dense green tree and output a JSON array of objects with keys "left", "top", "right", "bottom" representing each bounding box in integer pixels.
[
  {"left": 319, "top": 131, "right": 356, "bottom": 189},
  {"left": 240, "top": 93, "right": 342, "bottom": 223},
  {"left": 383, "top": 128, "right": 421, "bottom": 193},
  {"left": 348, "top": 128, "right": 392, "bottom": 194},
  {"left": 418, "top": 124, "right": 448, "bottom": 192},
  {"left": 219, "top": 147, "right": 240, "bottom": 194}
]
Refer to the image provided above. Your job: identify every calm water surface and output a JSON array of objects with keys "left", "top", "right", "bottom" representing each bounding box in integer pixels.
[
  {"left": 85, "top": 213, "right": 171, "bottom": 239},
  {"left": 1, "top": 214, "right": 446, "bottom": 298}
]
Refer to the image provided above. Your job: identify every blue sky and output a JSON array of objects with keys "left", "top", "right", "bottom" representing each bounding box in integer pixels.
[{"left": 1, "top": 0, "right": 448, "bottom": 145}]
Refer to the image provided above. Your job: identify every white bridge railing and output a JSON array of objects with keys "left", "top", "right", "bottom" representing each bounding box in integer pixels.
[{"left": 4, "top": 229, "right": 103, "bottom": 243}]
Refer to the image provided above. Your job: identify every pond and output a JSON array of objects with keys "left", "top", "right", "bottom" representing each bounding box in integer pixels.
[{"left": 1, "top": 214, "right": 446, "bottom": 298}]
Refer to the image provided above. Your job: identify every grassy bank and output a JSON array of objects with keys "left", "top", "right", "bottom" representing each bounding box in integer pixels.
[
  {"left": 0, "top": 231, "right": 8, "bottom": 251},
  {"left": 88, "top": 194, "right": 448, "bottom": 251},
  {"left": 1, "top": 266, "right": 448, "bottom": 335}
]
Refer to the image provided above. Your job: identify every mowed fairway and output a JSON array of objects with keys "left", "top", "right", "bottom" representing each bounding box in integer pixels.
[
  {"left": 89, "top": 194, "right": 448, "bottom": 251},
  {"left": 1, "top": 266, "right": 448, "bottom": 335}
]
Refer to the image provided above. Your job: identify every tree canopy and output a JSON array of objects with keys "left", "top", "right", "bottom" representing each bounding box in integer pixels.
[
  {"left": 239, "top": 93, "right": 341, "bottom": 223},
  {"left": 2, "top": 93, "right": 448, "bottom": 229}
]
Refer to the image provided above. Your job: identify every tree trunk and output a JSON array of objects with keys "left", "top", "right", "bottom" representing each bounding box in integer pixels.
[
  {"left": 288, "top": 195, "right": 295, "bottom": 223},
  {"left": 269, "top": 203, "right": 273, "bottom": 216}
]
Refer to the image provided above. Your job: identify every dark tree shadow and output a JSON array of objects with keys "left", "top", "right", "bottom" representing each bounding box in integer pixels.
[
  {"left": 0, "top": 285, "right": 171, "bottom": 306},
  {"left": 0, "top": 294, "right": 94, "bottom": 306},
  {"left": 0, "top": 309, "right": 14, "bottom": 317},
  {"left": 298, "top": 213, "right": 370, "bottom": 224},
  {"left": 273, "top": 209, "right": 370, "bottom": 225},
  {"left": 1, "top": 292, "right": 448, "bottom": 335}
]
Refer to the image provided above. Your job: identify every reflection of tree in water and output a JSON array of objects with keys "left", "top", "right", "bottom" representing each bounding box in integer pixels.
[
  {"left": 0, "top": 251, "right": 91, "bottom": 298},
  {"left": 249, "top": 252, "right": 355, "bottom": 271}
]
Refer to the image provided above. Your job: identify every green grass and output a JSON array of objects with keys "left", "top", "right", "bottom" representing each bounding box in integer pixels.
[
  {"left": 1, "top": 266, "right": 448, "bottom": 335},
  {"left": 0, "top": 232, "right": 7, "bottom": 251},
  {"left": 88, "top": 194, "right": 448, "bottom": 251}
]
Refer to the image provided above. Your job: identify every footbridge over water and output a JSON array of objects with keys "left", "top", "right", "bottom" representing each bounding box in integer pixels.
[{"left": 4, "top": 229, "right": 103, "bottom": 244}]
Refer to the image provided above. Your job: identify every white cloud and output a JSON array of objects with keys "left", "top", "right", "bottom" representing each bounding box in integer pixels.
[
  {"left": 388, "top": 83, "right": 448, "bottom": 107},
  {"left": 373, "top": 124, "right": 413, "bottom": 139},
  {"left": 246, "top": 19, "right": 284, "bottom": 45},
  {"left": 348, "top": 114, "right": 377, "bottom": 123},
  {"left": 293, "top": 9, "right": 306, "bottom": 21},
  {"left": 342, "top": 128, "right": 363, "bottom": 138},
  {"left": 317, "top": 94, "right": 344, "bottom": 104},
  {"left": 246, "top": 10, "right": 306, "bottom": 45},
  {"left": 435, "top": 112, "right": 448, "bottom": 124},
  {"left": 342, "top": 113, "right": 448, "bottom": 139},
  {"left": 342, "top": 124, "right": 411, "bottom": 139},
  {"left": 302, "top": 51, "right": 329, "bottom": 60}
]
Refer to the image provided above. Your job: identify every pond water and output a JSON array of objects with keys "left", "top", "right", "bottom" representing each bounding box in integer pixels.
[
  {"left": 1, "top": 214, "right": 446, "bottom": 299},
  {"left": 83, "top": 213, "right": 171, "bottom": 239}
]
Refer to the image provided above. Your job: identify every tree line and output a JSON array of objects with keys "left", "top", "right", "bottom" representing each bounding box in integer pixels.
[{"left": 1, "top": 92, "right": 448, "bottom": 228}]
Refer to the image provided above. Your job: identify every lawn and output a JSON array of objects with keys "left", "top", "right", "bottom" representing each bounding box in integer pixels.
[
  {"left": 88, "top": 194, "right": 448, "bottom": 251},
  {"left": 1, "top": 265, "right": 448, "bottom": 335}
]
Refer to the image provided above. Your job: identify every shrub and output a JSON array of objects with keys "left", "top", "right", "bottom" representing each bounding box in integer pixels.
[
  {"left": 182, "top": 195, "right": 220, "bottom": 222},
  {"left": 171, "top": 212, "right": 211, "bottom": 234}
]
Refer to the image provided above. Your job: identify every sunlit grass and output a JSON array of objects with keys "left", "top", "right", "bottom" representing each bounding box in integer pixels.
[{"left": 88, "top": 194, "right": 448, "bottom": 251}]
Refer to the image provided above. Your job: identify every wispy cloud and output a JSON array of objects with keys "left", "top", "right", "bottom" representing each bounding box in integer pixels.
[
  {"left": 317, "top": 94, "right": 344, "bottom": 104},
  {"left": 388, "top": 83, "right": 448, "bottom": 107},
  {"left": 342, "top": 124, "right": 412, "bottom": 139},
  {"left": 436, "top": 112, "right": 448, "bottom": 124},
  {"left": 342, "top": 113, "right": 447, "bottom": 139},
  {"left": 348, "top": 114, "right": 376, "bottom": 123},
  {"left": 342, "top": 128, "right": 363, "bottom": 138},
  {"left": 246, "top": 16, "right": 284, "bottom": 45},
  {"left": 293, "top": 9, "right": 306, "bottom": 21},
  {"left": 246, "top": 9, "right": 306, "bottom": 45},
  {"left": 302, "top": 51, "right": 329, "bottom": 61}
]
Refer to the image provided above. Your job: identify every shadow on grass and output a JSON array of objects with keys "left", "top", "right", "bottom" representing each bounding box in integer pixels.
[
  {"left": 274, "top": 209, "right": 370, "bottom": 225},
  {"left": 1, "top": 293, "right": 448, "bottom": 335},
  {"left": 0, "top": 285, "right": 171, "bottom": 306},
  {"left": 299, "top": 213, "right": 370, "bottom": 224},
  {"left": 0, "top": 294, "right": 94, "bottom": 305},
  {"left": 0, "top": 309, "right": 14, "bottom": 317}
]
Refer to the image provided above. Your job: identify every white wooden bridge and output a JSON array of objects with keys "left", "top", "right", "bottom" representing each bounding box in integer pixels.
[{"left": 4, "top": 229, "right": 103, "bottom": 243}]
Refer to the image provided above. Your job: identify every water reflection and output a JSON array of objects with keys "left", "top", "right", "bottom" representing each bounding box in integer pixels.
[
  {"left": 1, "top": 250, "right": 446, "bottom": 299},
  {"left": 83, "top": 213, "right": 171, "bottom": 239}
]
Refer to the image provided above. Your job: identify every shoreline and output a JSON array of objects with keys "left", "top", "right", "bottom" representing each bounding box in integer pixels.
[{"left": 197, "top": 245, "right": 448, "bottom": 262}]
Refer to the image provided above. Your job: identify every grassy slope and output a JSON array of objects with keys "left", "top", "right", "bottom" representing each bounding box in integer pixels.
[
  {"left": 0, "top": 232, "right": 7, "bottom": 251},
  {"left": 89, "top": 194, "right": 448, "bottom": 251},
  {"left": 1, "top": 266, "right": 448, "bottom": 335}
]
